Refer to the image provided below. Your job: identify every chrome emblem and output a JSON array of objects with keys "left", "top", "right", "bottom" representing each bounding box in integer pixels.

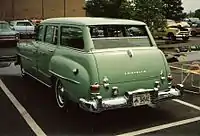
[
  {"left": 125, "top": 70, "right": 147, "bottom": 76},
  {"left": 127, "top": 50, "right": 134, "bottom": 57}
]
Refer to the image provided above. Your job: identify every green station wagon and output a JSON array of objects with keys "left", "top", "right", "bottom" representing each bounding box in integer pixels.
[{"left": 16, "top": 17, "right": 183, "bottom": 113}]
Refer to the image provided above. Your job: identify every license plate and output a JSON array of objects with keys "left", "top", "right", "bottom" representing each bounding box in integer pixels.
[{"left": 133, "top": 93, "right": 151, "bottom": 107}]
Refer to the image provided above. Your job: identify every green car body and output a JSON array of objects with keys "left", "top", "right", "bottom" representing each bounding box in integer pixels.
[{"left": 17, "top": 17, "right": 183, "bottom": 113}]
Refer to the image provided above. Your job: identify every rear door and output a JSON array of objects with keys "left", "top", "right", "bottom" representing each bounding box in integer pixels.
[
  {"left": 92, "top": 48, "right": 166, "bottom": 84},
  {"left": 37, "top": 25, "right": 58, "bottom": 84}
]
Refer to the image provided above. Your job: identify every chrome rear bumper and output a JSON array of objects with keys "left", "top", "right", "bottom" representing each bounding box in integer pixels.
[{"left": 79, "top": 84, "right": 184, "bottom": 113}]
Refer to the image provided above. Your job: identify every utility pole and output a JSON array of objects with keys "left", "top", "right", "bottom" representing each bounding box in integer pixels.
[
  {"left": 11, "top": 0, "right": 14, "bottom": 19},
  {"left": 64, "top": 0, "right": 66, "bottom": 17},
  {"left": 41, "top": 0, "right": 44, "bottom": 19}
]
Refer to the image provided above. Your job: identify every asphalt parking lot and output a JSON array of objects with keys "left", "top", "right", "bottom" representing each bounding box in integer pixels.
[
  {"left": 0, "top": 62, "right": 200, "bottom": 136},
  {"left": 0, "top": 38, "right": 200, "bottom": 136}
]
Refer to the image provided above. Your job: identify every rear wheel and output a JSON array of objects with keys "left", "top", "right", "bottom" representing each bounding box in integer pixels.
[
  {"left": 55, "top": 79, "right": 66, "bottom": 109},
  {"left": 54, "top": 78, "right": 77, "bottom": 112},
  {"left": 168, "top": 33, "right": 176, "bottom": 41},
  {"left": 19, "top": 57, "right": 27, "bottom": 78}
]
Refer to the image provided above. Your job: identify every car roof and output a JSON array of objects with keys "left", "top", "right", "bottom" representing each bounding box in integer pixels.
[
  {"left": 0, "top": 21, "right": 8, "bottom": 23},
  {"left": 11, "top": 20, "right": 31, "bottom": 22},
  {"left": 42, "top": 17, "right": 146, "bottom": 26}
]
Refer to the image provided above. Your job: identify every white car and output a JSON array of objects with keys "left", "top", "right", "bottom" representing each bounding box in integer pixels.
[{"left": 9, "top": 20, "right": 35, "bottom": 38}]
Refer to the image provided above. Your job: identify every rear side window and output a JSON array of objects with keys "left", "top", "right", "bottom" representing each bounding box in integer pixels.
[
  {"left": 36, "top": 25, "right": 44, "bottom": 41},
  {"left": 16, "top": 22, "right": 32, "bottom": 26},
  {"left": 44, "top": 25, "right": 58, "bottom": 45},
  {"left": 60, "top": 26, "right": 84, "bottom": 49}
]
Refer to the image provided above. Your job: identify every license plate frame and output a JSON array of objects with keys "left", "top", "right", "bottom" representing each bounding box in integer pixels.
[{"left": 133, "top": 93, "right": 151, "bottom": 107}]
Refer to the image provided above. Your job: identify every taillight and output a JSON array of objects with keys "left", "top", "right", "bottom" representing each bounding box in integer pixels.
[{"left": 90, "top": 83, "right": 100, "bottom": 93}]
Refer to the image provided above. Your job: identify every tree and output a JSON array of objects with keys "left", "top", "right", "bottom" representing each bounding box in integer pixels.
[
  {"left": 118, "top": 0, "right": 135, "bottom": 19},
  {"left": 163, "top": 0, "right": 186, "bottom": 21},
  {"left": 194, "top": 9, "right": 200, "bottom": 19},
  {"left": 133, "top": 0, "right": 166, "bottom": 31},
  {"left": 85, "top": 0, "right": 135, "bottom": 19}
]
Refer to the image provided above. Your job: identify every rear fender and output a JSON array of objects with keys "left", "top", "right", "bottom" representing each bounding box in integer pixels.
[{"left": 49, "top": 56, "right": 90, "bottom": 102}]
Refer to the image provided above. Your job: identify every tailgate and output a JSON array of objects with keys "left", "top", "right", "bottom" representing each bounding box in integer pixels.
[{"left": 92, "top": 48, "right": 167, "bottom": 84}]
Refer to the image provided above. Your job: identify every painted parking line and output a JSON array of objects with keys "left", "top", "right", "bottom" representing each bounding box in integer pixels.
[
  {"left": 116, "top": 98, "right": 200, "bottom": 136},
  {"left": 173, "top": 99, "right": 200, "bottom": 111},
  {"left": 170, "top": 65, "right": 200, "bottom": 75},
  {"left": 117, "top": 116, "right": 200, "bottom": 136},
  {"left": 0, "top": 79, "right": 47, "bottom": 136}
]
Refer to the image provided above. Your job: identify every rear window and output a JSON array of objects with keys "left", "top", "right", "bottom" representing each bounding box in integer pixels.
[
  {"left": 89, "top": 25, "right": 152, "bottom": 49},
  {"left": 16, "top": 22, "right": 32, "bottom": 26},
  {"left": 0, "top": 22, "right": 10, "bottom": 30}
]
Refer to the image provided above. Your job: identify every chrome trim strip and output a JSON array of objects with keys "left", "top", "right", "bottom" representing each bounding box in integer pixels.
[
  {"left": 49, "top": 70, "right": 80, "bottom": 84},
  {"left": 18, "top": 53, "right": 32, "bottom": 62},
  {"left": 38, "top": 69, "right": 51, "bottom": 78},
  {"left": 32, "top": 66, "right": 37, "bottom": 70},
  {"left": 24, "top": 71, "right": 52, "bottom": 88}
]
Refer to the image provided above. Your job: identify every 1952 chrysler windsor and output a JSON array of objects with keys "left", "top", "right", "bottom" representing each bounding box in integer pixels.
[{"left": 16, "top": 17, "right": 184, "bottom": 113}]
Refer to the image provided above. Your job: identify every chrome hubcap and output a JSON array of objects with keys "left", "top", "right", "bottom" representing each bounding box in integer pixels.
[
  {"left": 20, "top": 65, "right": 25, "bottom": 76},
  {"left": 56, "top": 80, "right": 65, "bottom": 107}
]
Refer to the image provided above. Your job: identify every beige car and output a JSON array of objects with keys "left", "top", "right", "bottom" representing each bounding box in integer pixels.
[{"left": 153, "top": 20, "right": 190, "bottom": 41}]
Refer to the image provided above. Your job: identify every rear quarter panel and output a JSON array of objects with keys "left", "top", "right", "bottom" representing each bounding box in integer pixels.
[{"left": 49, "top": 47, "right": 99, "bottom": 102}]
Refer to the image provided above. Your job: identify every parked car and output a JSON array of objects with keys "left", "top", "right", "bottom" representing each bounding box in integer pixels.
[
  {"left": 176, "top": 21, "right": 192, "bottom": 32},
  {"left": 190, "top": 22, "right": 200, "bottom": 36},
  {"left": 16, "top": 17, "right": 183, "bottom": 113},
  {"left": 9, "top": 20, "right": 35, "bottom": 38},
  {"left": 153, "top": 19, "right": 190, "bottom": 41},
  {"left": 183, "top": 18, "right": 200, "bottom": 26},
  {"left": 0, "top": 21, "right": 19, "bottom": 61}
]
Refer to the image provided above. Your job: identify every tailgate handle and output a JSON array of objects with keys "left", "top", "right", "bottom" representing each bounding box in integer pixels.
[{"left": 48, "top": 49, "right": 54, "bottom": 52}]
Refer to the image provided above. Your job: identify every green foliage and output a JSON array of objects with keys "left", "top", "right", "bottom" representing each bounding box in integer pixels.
[
  {"left": 85, "top": 0, "right": 135, "bottom": 19},
  {"left": 194, "top": 9, "right": 200, "bottom": 19},
  {"left": 133, "top": 0, "right": 166, "bottom": 31},
  {"left": 163, "top": 0, "right": 186, "bottom": 21},
  {"left": 85, "top": 0, "right": 168, "bottom": 34},
  {"left": 119, "top": 0, "right": 135, "bottom": 19}
]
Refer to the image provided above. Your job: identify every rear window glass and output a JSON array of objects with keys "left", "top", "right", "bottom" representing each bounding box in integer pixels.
[
  {"left": 89, "top": 25, "right": 152, "bottom": 49},
  {"left": 16, "top": 22, "right": 32, "bottom": 26},
  {"left": 0, "top": 23, "right": 10, "bottom": 30}
]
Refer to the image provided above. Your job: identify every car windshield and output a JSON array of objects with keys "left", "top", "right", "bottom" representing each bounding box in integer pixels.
[
  {"left": 0, "top": 22, "right": 11, "bottom": 30},
  {"left": 89, "top": 25, "right": 152, "bottom": 49}
]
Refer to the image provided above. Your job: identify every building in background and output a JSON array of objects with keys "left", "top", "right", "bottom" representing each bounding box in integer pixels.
[{"left": 0, "top": 0, "right": 86, "bottom": 20}]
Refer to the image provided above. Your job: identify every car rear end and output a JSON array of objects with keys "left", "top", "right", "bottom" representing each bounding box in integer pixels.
[
  {"left": 79, "top": 23, "right": 183, "bottom": 113},
  {"left": 13, "top": 20, "right": 35, "bottom": 38},
  {"left": 0, "top": 21, "right": 19, "bottom": 61}
]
